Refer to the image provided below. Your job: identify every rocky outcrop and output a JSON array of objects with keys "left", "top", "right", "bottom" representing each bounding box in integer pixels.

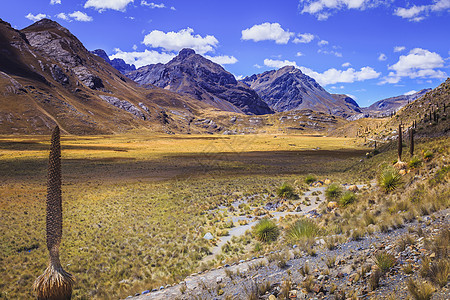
[
  {"left": 99, "top": 95, "right": 146, "bottom": 120},
  {"left": 241, "top": 66, "right": 361, "bottom": 118},
  {"left": 21, "top": 19, "right": 104, "bottom": 90},
  {"left": 127, "top": 48, "right": 273, "bottom": 115},
  {"left": 91, "top": 49, "right": 136, "bottom": 74}
]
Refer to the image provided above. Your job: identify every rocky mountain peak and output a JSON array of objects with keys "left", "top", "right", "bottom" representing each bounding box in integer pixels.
[
  {"left": 241, "top": 66, "right": 361, "bottom": 118},
  {"left": 177, "top": 48, "right": 196, "bottom": 59},
  {"left": 127, "top": 50, "right": 273, "bottom": 115}
]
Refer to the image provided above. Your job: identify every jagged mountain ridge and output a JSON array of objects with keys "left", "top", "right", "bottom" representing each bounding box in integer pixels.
[
  {"left": 91, "top": 49, "right": 136, "bottom": 74},
  {"left": 362, "top": 89, "right": 432, "bottom": 117},
  {"left": 0, "top": 18, "right": 215, "bottom": 134},
  {"left": 241, "top": 66, "right": 362, "bottom": 118},
  {"left": 126, "top": 48, "right": 273, "bottom": 115}
]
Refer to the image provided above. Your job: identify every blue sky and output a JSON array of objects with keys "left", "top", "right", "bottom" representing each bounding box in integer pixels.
[{"left": 2, "top": 0, "right": 450, "bottom": 107}]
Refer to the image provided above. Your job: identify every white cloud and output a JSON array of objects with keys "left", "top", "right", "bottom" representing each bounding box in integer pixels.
[
  {"left": 50, "top": 0, "right": 61, "bottom": 4},
  {"left": 25, "top": 13, "right": 49, "bottom": 22},
  {"left": 299, "top": 65, "right": 381, "bottom": 86},
  {"left": 204, "top": 55, "right": 238, "bottom": 65},
  {"left": 235, "top": 75, "right": 244, "bottom": 80},
  {"left": 241, "top": 22, "right": 294, "bottom": 44},
  {"left": 170, "top": 6, "right": 176, "bottom": 10},
  {"left": 394, "top": 0, "right": 450, "bottom": 22},
  {"left": 84, "top": 0, "right": 134, "bottom": 12},
  {"left": 293, "top": 33, "right": 315, "bottom": 43},
  {"left": 404, "top": 90, "right": 417, "bottom": 95},
  {"left": 254, "top": 64, "right": 263, "bottom": 69},
  {"left": 342, "top": 62, "right": 351, "bottom": 67},
  {"left": 264, "top": 59, "right": 299, "bottom": 69},
  {"left": 378, "top": 53, "right": 387, "bottom": 61},
  {"left": 394, "top": 46, "right": 405, "bottom": 52},
  {"left": 141, "top": 1, "right": 165, "bottom": 8},
  {"left": 300, "top": 0, "right": 379, "bottom": 20},
  {"left": 318, "top": 39, "right": 328, "bottom": 46},
  {"left": 381, "top": 48, "right": 447, "bottom": 84},
  {"left": 56, "top": 13, "right": 69, "bottom": 20},
  {"left": 296, "top": 51, "right": 304, "bottom": 57},
  {"left": 143, "top": 28, "right": 218, "bottom": 54},
  {"left": 318, "top": 49, "right": 342, "bottom": 57},
  {"left": 132, "top": 44, "right": 138, "bottom": 50},
  {"left": 68, "top": 11, "right": 93, "bottom": 22},
  {"left": 110, "top": 49, "right": 175, "bottom": 68},
  {"left": 263, "top": 59, "right": 380, "bottom": 85}
]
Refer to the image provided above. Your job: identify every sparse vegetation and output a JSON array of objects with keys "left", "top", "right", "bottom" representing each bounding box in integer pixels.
[
  {"left": 374, "top": 251, "right": 396, "bottom": 273},
  {"left": 305, "top": 174, "right": 316, "bottom": 184},
  {"left": 407, "top": 279, "right": 435, "bottom": 300},
  {"left": 253, "top": 219, "right": 280, "bottom": 243},
  {"left": 286, "top": 218, "right": 321, "bottom": 241},
  {"left": 379, "top": 168, "right": 402, "bottom": 192},
  {"left": 339, "top": 191, "right": 356, "bottom": 207},
  {"left": 325, "top": 184, "right": 343, "bottom": 201},
  {"left": 277, "top": 182, "right": 296, "bottom": 199}
]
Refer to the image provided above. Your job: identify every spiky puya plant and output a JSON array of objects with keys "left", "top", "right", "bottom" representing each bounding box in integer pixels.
[
  {"left": 409, "top": 128, "right": 414, "bottom": 157},
  {"left": 33, "top": 126, "right": 74, "bottom": 300}
]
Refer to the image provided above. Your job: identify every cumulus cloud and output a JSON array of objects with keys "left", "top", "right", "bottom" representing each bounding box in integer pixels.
[
  {"left": 299, "top": 66, "right": 381, "bottom": 85},
  {"left": 141, "top": 1, "right": 165, "bottom": 8},
  {"left": 318, "top": 39, "right": 328, "bottom": 46},
  {"left": 342, "top": 62, "right": 351, "bottom": 67},
  {"left": 300, "top": 0, "right": 379, "bottom": 20},
  {"left": 381, "top": 48, "right": 447, "bottom": 84},
  {"left": 204, "top": 55, "right": 238, "bottom": 65},
  {"left": 378, "top": 53, "right": 387, "bottom": 61},
  {"left": 296, "top": 52, "right": 304, "bottom": 57},
  {"left": 56, "top": 13, "right": 69, "bottom": 20},
  {"left": 84, "top": 0, "right": 134, "bottom": 12},
  {"left": 293, "top": 33, "right": 315, "bottom": 43},
  {"left": 394, "top": 46, "right": 405, "bottom": 52},
  {"left": 404, "top": 90, "right": 417, "bottom": 95},
  {"left": 26, "top": 13, "right": 49, "bottom": 22},
  {"left": 394, "top": 0, "right": 450, "bottom": 22},
  {"left": 264, "top": 59, "right": 299, "bottom": 69},
  {"left": 241, "top": 22, "right": 294, "bottom": 44},
  {"left": 50, "top": 0, "right": 61, "bottom": 4},
  {"left": 263, "top": 59, "right": 380, "bottom": 85},
  {"left": 143, "top": 28, "right": 218, "bottom": 54},
  {"left": 110, "top": 49, "right": 175, "bottom": 68},
  {"left": 69, "top": 11, "right": 93, "bottom": 21}
]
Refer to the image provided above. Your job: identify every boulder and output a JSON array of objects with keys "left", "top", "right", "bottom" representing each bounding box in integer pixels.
[
  {"left": 327, "top": 201, "right": 338, "bottom": 210},
  {"left": 348, "top": 185, "right": 358, "bottom": 192}
]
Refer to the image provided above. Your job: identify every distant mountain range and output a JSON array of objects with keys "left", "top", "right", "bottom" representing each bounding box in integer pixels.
[
  {"left": 241, "top": 66, "right": 362, "bottom": 118},
  {"left": 361, "top": 89, "right": 432, "bottom": 117},
  {"left": 1, "top": 17, "right": 441, "bottom": 135},
  {"left": 126, "top": 48, "right": 273, "bottom": 115}
]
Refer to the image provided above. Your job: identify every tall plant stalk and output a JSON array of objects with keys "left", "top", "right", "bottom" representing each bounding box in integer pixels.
[
  {"left": 398, "top": 123, "right": 402, "bottom": 162},
  {"left": 33, "top": 126, "right": 74, "bottom": 300}
]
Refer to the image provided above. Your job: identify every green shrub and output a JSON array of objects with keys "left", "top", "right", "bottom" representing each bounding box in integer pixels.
[
  {"left": 325, "top": 184, "right": 342, "bottom": 201},
  {"left": 374, "top": 251, "right": 396, "bottom": 273},
  {"left": 339, "top": 191, "right": 356, "bottom": 207},
  {"left": 379, "top": 168, "right": 402, "bottom": 192},
  {"left": 305, "top": 175, "right": 316, "bottom": 185},
  {"left": 277, "top": 183, "right": 296, "bottom": 199},
  {"left": 422, "top": 150, "right": 433, "bottom": 161},
  {"left": 408, "top": 156, "right": 422, "bottom": 169},
  {"left": 253, "top": 219, "right": 279, "bottom": 243},
  {"left": 287, "top": 218, "right": 321, "bottom": 241}
]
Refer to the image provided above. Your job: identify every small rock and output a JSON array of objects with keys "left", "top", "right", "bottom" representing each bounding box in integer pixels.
[
  {"left": 216, "top": 276, "right": 223, "bottom": 284},
  {"left": 268, "top": 295, "right": 277, "bottom": 300}
]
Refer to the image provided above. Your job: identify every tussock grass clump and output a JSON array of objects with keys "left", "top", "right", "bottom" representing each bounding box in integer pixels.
[
  {"left": 422, "top": 150, "right": 434, "bottom": 161},
  {"left": 277, "top": 182, "right": 296, "bottom": 199},
  {"left": 374, "top": 251, "right": 396, "bottom": 273},
  {"left": 325, "top": 184, "right": 342, "bottom": 201},
  {"left": 339, "top": 191, "right": 356, "bottom": 207},
  {"left": 379, "top": 168, "right": 402, "bottom": 192},
  {"left": 253, "top": 219, "right": 279, "bottom": 243},
  {"left": 305, "top": 174, "right": 317, "bottom": 184},
  {"left": 408, "top": 156, "right": 422, "bottom": 169},
  {"left": 286, "top": 218, "right": 321, "bottom": 241},
  {"left": 407, "top": 279, "right": 435, "bottom": 300},
  {"left": 33, "top": 126, "right": 74, "bottom": 300}
]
